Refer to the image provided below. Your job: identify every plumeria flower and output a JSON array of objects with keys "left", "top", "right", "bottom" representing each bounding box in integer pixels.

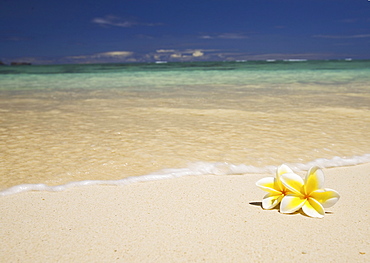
[
  {"left": 280, "top": 166, "right": 340, "bottom": 218},
  {"left": 255, "top": 164, "right": 294, "bottom": 209}
]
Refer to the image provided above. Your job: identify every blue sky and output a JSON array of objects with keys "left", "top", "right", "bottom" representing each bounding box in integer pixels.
[{"left": 1, "top": 0, "right": 370, "bottom": 64}]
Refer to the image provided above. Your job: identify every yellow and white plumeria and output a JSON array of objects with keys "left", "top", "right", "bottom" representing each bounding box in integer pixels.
[
  {"left": 256, "top": 165, "right": 340, "bottom": 218},
  {"left": 255, "top": 164, "right": 294, "bottom": 209}
]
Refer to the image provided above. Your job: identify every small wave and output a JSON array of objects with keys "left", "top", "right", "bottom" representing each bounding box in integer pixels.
[{"left": 1, "top": 154, "right": 370, "bottom": 196}]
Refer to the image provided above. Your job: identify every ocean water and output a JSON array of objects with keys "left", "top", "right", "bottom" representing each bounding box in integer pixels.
[{"left": 1, "top": 60, "right": 370, "bottom": 195}]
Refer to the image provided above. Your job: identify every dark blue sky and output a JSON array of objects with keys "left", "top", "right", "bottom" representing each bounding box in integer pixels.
[{"left": 1, "top": 0, "right": 369, "bottom": 64}]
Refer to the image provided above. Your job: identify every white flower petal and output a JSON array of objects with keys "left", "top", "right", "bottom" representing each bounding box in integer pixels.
[
  {"left": 262, "top": 193, "right": 283, "bottom": 209},
  {"left": 311, "top": 188, "right": 340, "bottom": 208},
  {"left": 280, "top": 173, "right": 304, "bottom": 195},
  {"left": 256, "top": 177, "right": 281, "bottom": 194},
  {"left": 280, "top": 195, "right": 306, "bottom": 214},
  {"left": 277, "top": 164, "right": 294, "bottom": 176},
  {"left": 304, "top": 166, "right": 325, "bottom": 194},
  {"left": 276, "top": 164, "right": 294, "bottom": 192},
  {"left": 302, "top": 198, "right": 325, "bottom": 218}
]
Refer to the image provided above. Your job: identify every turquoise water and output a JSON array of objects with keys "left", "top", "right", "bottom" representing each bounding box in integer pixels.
[
  {"left": 1, "top": 60, "right": 370, "bottom": 194},
  {"left": 1, "top": 60, "right": 370, "bottom": 91}
]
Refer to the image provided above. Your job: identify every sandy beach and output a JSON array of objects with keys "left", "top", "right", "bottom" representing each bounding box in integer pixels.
[
  {"left": 2, "top": 0, "right": 370, "bottom": 261},
  {"left": 1, "top": 163, "right": 369, "bottom": 262}
]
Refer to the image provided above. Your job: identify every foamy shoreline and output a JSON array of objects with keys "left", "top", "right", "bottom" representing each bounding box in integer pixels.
[
  {"left": 1, "top": 163, "right": 369, "bottom": 262},
  {"left": 1, "top": 154, "right": 370, "bottom": 197}
]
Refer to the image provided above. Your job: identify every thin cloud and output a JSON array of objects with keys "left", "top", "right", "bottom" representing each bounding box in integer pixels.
[
  {"left": 92, "top": 16, "right": 136, "bottom": 27},
  {"left": 67, "top": 51, "right": 134, "bottom": 60},
  {"left": 94, "top": 51, "right": 134, "bottom": 57},
  {"left": 199, "top": 33, "right": 249, "bottom": 39},
  {"left": 65, "top": 51, "right": 136, "bottom": 64},
  {"left": 156, "top": 49, "right": 177, "bottom": 53},
  {"left": 92, "top": 15, "right": 162, "bottom": 28},
  {"left": 313, "top": 34, "right": 370, "bottom": 39},
  {"left": 154, "top": 49, "right": 222, "bottom": 61}
]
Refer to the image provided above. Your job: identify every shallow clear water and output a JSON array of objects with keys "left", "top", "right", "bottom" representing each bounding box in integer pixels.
[{"left": 1, "top": 60, "right": 370, "bottom": 192}]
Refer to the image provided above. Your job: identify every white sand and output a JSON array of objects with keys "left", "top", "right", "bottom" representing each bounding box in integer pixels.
[{"left": 1, "top": 163, "right": 369, "bottom": 262}]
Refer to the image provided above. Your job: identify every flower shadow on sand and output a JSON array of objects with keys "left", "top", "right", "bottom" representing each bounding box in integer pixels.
[{"left": 249, "top": 201, "right": 334, "bottom": 217}]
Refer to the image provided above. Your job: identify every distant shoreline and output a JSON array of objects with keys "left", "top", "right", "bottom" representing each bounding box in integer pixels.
[{"left": 0, "top": 61, "right": 32, "bottom": 66}]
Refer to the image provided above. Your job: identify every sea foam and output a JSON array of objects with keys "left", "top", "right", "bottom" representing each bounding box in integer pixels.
[{"left": 1, "top": 154, "right": 369, "bottom": 196}]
